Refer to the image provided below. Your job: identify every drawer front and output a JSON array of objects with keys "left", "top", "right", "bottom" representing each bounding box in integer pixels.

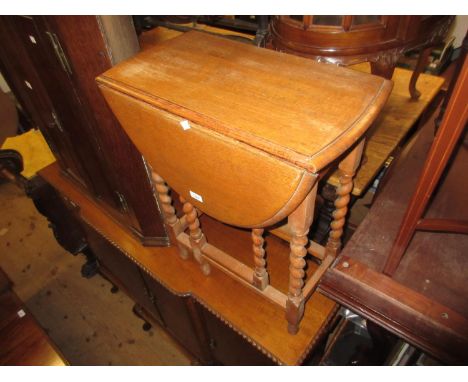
[{"left": 99, "top": 85, "right": 316, "bottom": 228}]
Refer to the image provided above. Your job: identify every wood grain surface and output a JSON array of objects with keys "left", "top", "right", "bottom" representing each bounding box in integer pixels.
[
  {"left": 99, "top": 85, "right": 316, "bottom": 227},
  {"left": 97, "top": 31, "right": 392, "bottom": 173},
  {"left": 0, "top": 269, "right": 67, "bottom": 366},
  {"left": 327, "top": 63, "right": 445, "bottom": 195},
  {"left": 40, "top": 163, "right": 338, "bottom": 365}
]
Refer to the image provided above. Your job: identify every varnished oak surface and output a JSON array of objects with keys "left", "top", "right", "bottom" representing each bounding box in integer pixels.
[
  {"left": 134, "top": 27, "right": 443, "bottom": 196},
  {"left": 328, "top": 64, "right": 445, "bottom": 195},
  {"left": 319, "top": 108, "right": 468, "bottom": 364},
  {"left": 97, "top": 31, "right": 392, "bottom": 173},
  {"left": 40, "top": 163, "right": 338, "bottom": 365}
]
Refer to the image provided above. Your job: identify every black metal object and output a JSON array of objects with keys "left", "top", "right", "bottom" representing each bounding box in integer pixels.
[{"left": 133, "top": 15, "right": 270, "bottom": 47}]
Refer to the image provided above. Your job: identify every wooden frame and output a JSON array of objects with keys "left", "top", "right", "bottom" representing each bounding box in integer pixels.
[
  {"left": 152, "top": 139, "right": 366, "bottom": 334},
  {"left": 97, "top": 31, "right": 391, "bottom": 334},
  {"left": 384, "top": 55, "right": 468, "bottom": 276}
]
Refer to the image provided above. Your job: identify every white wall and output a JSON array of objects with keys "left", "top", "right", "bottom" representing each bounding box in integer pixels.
[{"left": 450, "top": 15, "right": 468, "bottom": 48}]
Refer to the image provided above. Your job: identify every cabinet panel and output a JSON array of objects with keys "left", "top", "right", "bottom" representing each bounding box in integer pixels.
[
  {"left": 0, "top": 17, "right": 90, "bottom": 187},
  {"left": 11, "top": 16, "right": 119, "bottom": 206},
  {"left": 0, "top": 15, "right": 168, "bottom": 245},
  {"left": 199, "top": 303, "right": 276, "bottom": 365},
  {"left": 82, "top": 225, "right": 164, "bottom": 326},
  {"left": 140, "top": 272, "right": 209, "bottom": 362},
  {"left": 46, "top": 16, "right": 168, "bottom": 244}
]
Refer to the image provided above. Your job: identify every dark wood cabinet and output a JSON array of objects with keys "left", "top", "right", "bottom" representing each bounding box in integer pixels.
[
  {"left": 0, "top": 15, "right": 168, "bottom": 246},
  {"left": 81, "top": 225, "right": 165, "bottom": 327},
  {"left": 140, "top": 273, "right": 212, "bottom": 363},
  {"left": 199, "top": 303, "right": 276, "bottom": 365}
]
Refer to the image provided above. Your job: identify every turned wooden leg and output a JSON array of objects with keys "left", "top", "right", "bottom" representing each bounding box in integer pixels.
[
  {"left": 286, "top": 183, "right": 318, "bottom": 335},
  {"left": 252, "top": 228, "right": 269, "bottom": 290},
  {"left": 326, "top": 140, "right": 365, "bottom": 257},
  {"left": 409, "top": 46, "right": 433, "bottom": 100},
  {"left": 152, "top": 172, "right": 189, "bottom": 259},
  {"left": 180, "top": 196, "right": 211, "bottom": 275},
  {"left": 313, "top": 184, "right": 336, "bottom": 244}
]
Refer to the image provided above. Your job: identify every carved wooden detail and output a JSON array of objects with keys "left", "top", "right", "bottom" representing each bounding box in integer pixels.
[
  {"left": 97, "top": 32, "right": 390, "bottom": 334},
  {"left": 326, "top": 140, "right": 365, "bottom": 258},
  {"left": 251, "top": 228, "right": 269, "bottom": 290},
  {"left": 270, "top": 15, "right": 454, "bottom": 99},
  {"left": 152, "top": 172, "right": 178, "bottom": 226},
  {"left": 180, "top": 196, "right": 211, "bottom": 275},
  {"left": 151, "top": 171, "right": 189, "bottom": 259}
]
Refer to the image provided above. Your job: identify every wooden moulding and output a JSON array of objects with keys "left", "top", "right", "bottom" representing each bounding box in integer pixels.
[
  {"left": 96, "top": 31, "right": 389, "bottom": 335},
  {"left": 39, "top": 162, "right": 338, "bottom": 365},
  {"left": 97, "top": 31, "right": 392, "bottom": 174},
  {"left": 319, "top": 256, "right": 468, "bottom": 364},
  {"left": 177, "top": 232, "right": 288, "bottom": 308},
  {"left": 175, "top": 216, "right": 336, "bottom": 311}
]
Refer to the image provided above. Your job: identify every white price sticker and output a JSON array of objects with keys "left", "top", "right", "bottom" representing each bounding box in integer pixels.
[
  {"left": 189, "top": 190, "right": 203, "bottom": 203},
  {"left": 180, "top": 120, "right": 191, "bottom": 130},
  {"left": 17, "top": 309, "right": 26, "bottom": 318}
]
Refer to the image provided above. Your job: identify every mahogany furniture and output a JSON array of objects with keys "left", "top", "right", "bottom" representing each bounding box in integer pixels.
[
  {"left": 270, "top": 16, "right": 454, "bottom": 99},
  {"left": 384, "top": 55, "right": 468, "bottom": 275},
  {"left": 0, "top": 16, "right": 168, "bottom": 245},
  {"left": 97, "top": 31, "right": 392, "bottom": 334},
  {"left": 318, "top": 58, "right": 468, "bottom": 364},
  {"left": 37, "top": 162, "right": 339, "bottom": 365},
  {"left": 0, "top": 267, "right": 67, "bottom": 365}
]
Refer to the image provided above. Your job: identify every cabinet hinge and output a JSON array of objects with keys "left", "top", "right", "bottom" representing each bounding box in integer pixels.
[
  {"left": 50, "top": 111, "right": 64, "bottom": 132},
  {"left": 115, "top": 191, "right": 129, "bottom": 213},
  {"left": 45, "top": 31, "right": 73, "bottom": 76}
]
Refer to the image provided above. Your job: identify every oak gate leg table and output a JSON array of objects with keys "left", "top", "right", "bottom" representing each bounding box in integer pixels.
[{"left": 97, "top": 31, "right": 391, "bottom": 334}]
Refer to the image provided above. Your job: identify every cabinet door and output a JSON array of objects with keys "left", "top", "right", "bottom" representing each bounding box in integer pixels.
[
  {"left": 82, "top": 225, "right": 164, "bottom": 326},
  {"left": 0, "top": 16, "right": 90, "bottom": 188},
  {"left": 140, "top": 272, "right": 211, "bottom": 363},
  {"left": 45, "top": 15, "right": 169, "bottom": 245},
  {"left": 11, "top": 16, "right": 119, "bottom": 206},
  {"left": 200, "top": 303, "right": 276, "bottom": 365}
]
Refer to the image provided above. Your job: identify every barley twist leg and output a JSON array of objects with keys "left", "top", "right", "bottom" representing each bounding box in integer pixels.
[
  {"left": 252, "top": 228, "right": 269, "bottom": 290},
  {"left": 326, "top": 139, "right": 365, "bottom": 258},
  {"left": 151, "top": 172, "right": 188, "bottom": 259},
  {"left": 180, "top": 196, "right": 211, "bottom": 275}
]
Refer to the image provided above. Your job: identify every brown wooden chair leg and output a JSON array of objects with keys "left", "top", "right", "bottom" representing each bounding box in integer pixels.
[
  {"left": 286, "top": 183, "right": 317, "bottom": 334},
  {"left": 409, "top": 46, "right": 433, "bottom": 100},
  {"left": 252, "top": 228, "right": 269, "bottom": 290},
  {"left": 384, "top": 57, "right": 468, "bottom": 276},
  {"left": 326, "top": 139, "right": 365, "bottom": 257},
  {"left": 180, "top": 196, "right": 211, "bottom": 275}
]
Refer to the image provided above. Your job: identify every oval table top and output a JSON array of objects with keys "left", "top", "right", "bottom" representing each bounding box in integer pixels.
[{"left": 97, "top": 31, "right": 392, "bottom": 173}]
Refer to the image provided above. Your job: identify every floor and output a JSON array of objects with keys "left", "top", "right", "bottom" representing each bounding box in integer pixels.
[
  {"left": 0, "top": 175, "right": 375, "bottom": 365},
  {"left": 0, "top": 181, "right": 191, "bottom": 365}
]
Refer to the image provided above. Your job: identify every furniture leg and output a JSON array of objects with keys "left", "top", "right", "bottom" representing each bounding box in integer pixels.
[
  {"left": 409, "top": 46, "right": 433, "bottom": 100},
  {"left": 286, "top": 182, "right": 318, "bottom": 334},
  {"left": 152, "top": 172, "right": 189, "bottom": 259},
  {"left": 180, "top": 196, "right": 211, "bottom": 275},
  {"left": 313, "top": 183, "right": 336, "bottom": 244},
  {"left": 251, "top": 228, "right": 269, "bottom": 290},
  {"left": 383, "top": 56, "right": 468, "bottom": 276},
  {"left": 326, "top": 139, "right": 365, "bottom": 257},
  {"left": 370, "top": 60, "right": 396, "bottom": 80}
]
